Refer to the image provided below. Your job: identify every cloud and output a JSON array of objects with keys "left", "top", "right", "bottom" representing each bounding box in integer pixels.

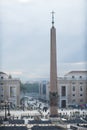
[
  {"left": 5, "top": 71, "right": 23, "bottom": 76},
  {"left": 18, "top": 0, "right": 32, "bottom": 3},
  {"left": 0, "top": 0, "right": 32, "bottom": 4},
  {"left": 0, "top": 0, "right": 86, "bottom": 81},
  {"left": 58, "top": 62, "right": 87, "bottom": 76}
]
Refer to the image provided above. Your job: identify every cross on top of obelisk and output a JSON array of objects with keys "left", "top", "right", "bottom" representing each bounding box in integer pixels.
[{"left": 51, "top": 11, "right": 55, "bottom": 26}]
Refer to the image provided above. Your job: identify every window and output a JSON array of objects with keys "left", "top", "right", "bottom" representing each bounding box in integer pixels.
[
  {"left": 72, "top": 76, "right": 75, "bottom": 79},
  {"left": 0, "top": 83, "right": 3, "bottom": 85},
  {"left": 80, "top": 94, "right": 83, "bottom": 96},
  {"left": 80, "top": 86, "right": 83, "bottom": 91},
  {"left": 73, "top": 94, "right": 75, "bottom": 96},
  {"left": 73, "top": 86, "right": 75, "bottom": 91},
  {"left": 43, "top": 84, "right": 46, "bottom": 94},
  {"left": 61, "top": 86, "right": 66, "bottom": 96},
  {"left": 10, "top": 87, "right": 16, "bottom": 97},
  {"left": 1, "top": 77, "right": 3, "bottom": 79},
  {"left": 72, "top": 82, "right": 75, "bottom": 84},
  {"left": 79, "top": 76, "right": 82, "bottom": 78},
  {"left": 80, "top": 99, "right": 83, "bottom": 102},
  {"left": 72, "top": 99, "right": 75, "bottom": 102}
]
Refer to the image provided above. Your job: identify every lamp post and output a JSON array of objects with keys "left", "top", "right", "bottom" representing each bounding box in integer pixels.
[
  {"left": 4, "top": 101, "right": 11, "bottom": 121},
  {"left": 4, "top": 102, "right": 8, "bottom": 121},
  {"left": 7, "top": 102, "right": 10, "bottom": 116},
  {"left": 23, "top": 102, "right": 25, "bottom": 111}
]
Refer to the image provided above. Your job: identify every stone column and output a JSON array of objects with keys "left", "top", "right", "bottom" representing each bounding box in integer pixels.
[{"left": 50, "top": 25, "right": 58, "bottom": 117}]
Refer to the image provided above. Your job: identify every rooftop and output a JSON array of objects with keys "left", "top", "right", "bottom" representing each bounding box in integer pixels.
[
  {"left": 65, "top": 71, "right": 87, "bottom": 76},
  {"left": 0, "top": 72, "right": 8, "bottom": 75}
]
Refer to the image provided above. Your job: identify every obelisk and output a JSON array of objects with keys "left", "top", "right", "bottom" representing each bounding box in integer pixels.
[{"left": 50, "top": 11, "right": 58, "bottom": 117}]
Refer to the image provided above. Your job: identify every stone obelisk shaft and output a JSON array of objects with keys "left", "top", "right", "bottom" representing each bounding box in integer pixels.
[{"left": 50, "top": 19, "right": 58, "bottom": 117}]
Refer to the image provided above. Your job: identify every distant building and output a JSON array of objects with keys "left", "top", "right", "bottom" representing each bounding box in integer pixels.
[
  {"left": 0, "top": 72, "right": 20, "bottom": 107},
  {"left": 39, "top": 81, "right": 49, "bottom": 101},
  {"left": 39, "top": 71, "right": 87, "bottom": 108}
]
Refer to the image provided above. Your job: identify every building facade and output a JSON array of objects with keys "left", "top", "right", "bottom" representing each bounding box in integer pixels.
[
  {"left": 0, "top": 72, "right": 20, "bottom": 107},
  {"left": 39, "top": 71, "right": 87, "bottom": 108}
]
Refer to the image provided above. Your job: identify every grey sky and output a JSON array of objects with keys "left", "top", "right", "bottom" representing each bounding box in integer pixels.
[{"left": 0, "top": 0, "right": 87, "bottom": 81}]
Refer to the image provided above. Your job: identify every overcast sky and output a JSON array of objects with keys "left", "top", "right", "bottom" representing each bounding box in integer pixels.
[{"left": 0, "top": 0, "right": 87, "bottom": 81}]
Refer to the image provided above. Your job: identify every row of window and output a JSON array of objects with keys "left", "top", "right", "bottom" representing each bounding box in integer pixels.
[
  {"left": 72, "top": 86, "right": 83, "bottom": 91},
  {"left": 72, "top": 99, "right": 83, "bottom": 102},
  {"left": 0, "top": 95, "right": 16, "bottom": 98},
  {"left": 61, "top": 86, "right": 84, "bottom": 97},
  {"left": 72, "top": 76, "right": 85, "bottom": 79},
  {"left": 72, "top": 82, "right": 83, "bottom": 84},
  {"left": 73, "top": 94, "right": 83, "bottom": 96}
]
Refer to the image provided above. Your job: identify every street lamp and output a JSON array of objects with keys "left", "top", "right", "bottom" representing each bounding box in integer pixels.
[
  {"left": 23, "top": 103, "right": 25, "bottom": 111},
  {"left": 7, "top": 102, "right": 10, "bottom": 116},
  {"left": 4, "top": 102, "right": 8, "bottom": 121},
  {"left": 4, "top": 101, "right": 11, "bottom": 121}
]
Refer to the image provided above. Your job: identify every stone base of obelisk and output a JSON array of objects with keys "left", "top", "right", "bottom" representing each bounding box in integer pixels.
[
  {"left": 50, "top": 117, "right": 60, "bottom": 122},
  {"left": 49, "top": 116, "right": 66, "bottom": 129},
  {"left": 49, "top": 115, "right": 63, "bottom": 123}
]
